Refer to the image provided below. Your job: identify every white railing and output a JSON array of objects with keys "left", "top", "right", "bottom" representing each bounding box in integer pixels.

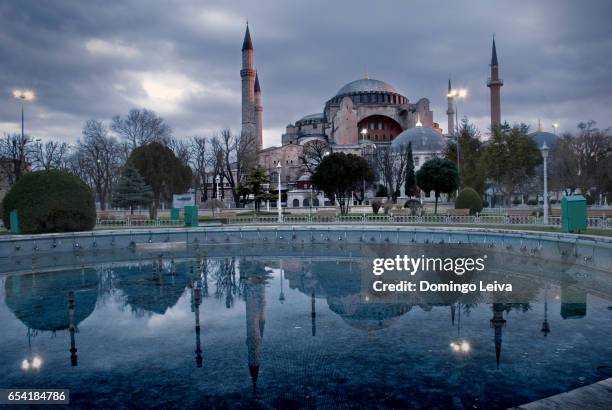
[
  {"left": 95, "top": 218, "right": 184, "bottom": 228},
  {"left": 220, "top": 214, "right": 611, "bottom": 229},
  {"left": 94, "top": 214, "right": 611, "bottom": 230}
]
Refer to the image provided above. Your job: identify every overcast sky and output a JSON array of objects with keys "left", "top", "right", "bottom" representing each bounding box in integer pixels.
[{"left": 1, "top": 0, "right": 611, "bottom": 147}]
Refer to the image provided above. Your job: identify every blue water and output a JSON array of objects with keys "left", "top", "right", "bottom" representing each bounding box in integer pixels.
[{"left": 1, "top": 249, "right": 611, "bottom": 409}]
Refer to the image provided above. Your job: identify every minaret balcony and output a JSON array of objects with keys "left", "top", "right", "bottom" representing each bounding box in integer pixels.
[
  {"left": 487, "top": 77, "right": 504, "bottom": 86},
  {"left": 241, "top": 68, "right": 256, "bottom": 77}
]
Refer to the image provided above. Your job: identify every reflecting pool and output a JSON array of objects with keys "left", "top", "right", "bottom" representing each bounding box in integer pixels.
[{"left": 1, "top": 245, "right": 611, "bottom": 409}]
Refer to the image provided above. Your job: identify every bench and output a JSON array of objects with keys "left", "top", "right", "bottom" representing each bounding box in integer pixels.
[
  {"left": 587, "top": 209, "right": 612, "bottom": 218},
  {"left": 447, "top": 208, "right": 470, "bottom": 216}
]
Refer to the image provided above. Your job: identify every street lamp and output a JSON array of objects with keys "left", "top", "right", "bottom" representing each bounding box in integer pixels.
[
  {"left": 552, "top": 123, "right": 559, "bottom": 135},
  {"left": 215, "top": 175, "right": 221, "bottom": 200},
  {"left": 276, "top": 162, "right": 282, "bottom": 223},
  {"left": 13, "top": 89, "right": 35, "bottom": 140},
  {"left": 447, "top": 88, "right": 467, "bottom": 184},
  {"left": 540, "top": 142, "right": 550, "bottom": 224},
  {"left": 360, "top": 128, "right": 367, "bottom": 143}
]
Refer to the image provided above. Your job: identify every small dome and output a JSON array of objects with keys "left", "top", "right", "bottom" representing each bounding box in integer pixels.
[
  {"left": 529, "top": 131, "right": 558, "bottom": 148},
  {"left": 336, "top": 78, "right": 398, "bottom": 96},
  {"left": 392, "top": 126, "right": 447, "bottom": 151}
]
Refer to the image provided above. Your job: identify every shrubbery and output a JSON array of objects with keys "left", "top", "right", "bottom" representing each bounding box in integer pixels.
[
  {"left": 2, "top": 171, "right": 96, "bottom": 234},
  {"left": 371, "top": 199, "right": 382, "bottom": 214},
  {"left": 455, "top": 187, "right": 483, "bottom": 215}
]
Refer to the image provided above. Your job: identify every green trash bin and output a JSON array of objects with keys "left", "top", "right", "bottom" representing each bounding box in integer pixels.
[
  {"left": 184, "top": 206, "right": 198, "bottom": 227},
  {"left": 560, "top": 195, "right": 587, "bottom": 233},
  {"left": 170, "top": 208, "right": 181, "bottom": 224},
  {"left": 9, "top": 209, "right": 21, "bottom": 234}
]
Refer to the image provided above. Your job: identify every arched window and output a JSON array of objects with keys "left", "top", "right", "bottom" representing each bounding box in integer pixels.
[
  {"left": 292, "top": 199, "right": 300, "bottom": 207},
  {"left": 313, "top": 198, "right": 320, "bottom": 207},
  {"left": 303, "top": 198, "right": 310, "bottom": 207}
]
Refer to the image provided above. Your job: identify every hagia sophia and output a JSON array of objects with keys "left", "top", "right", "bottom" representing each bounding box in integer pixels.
[{"left": 239, "top": 24, "right": 551, "bottom": 207}]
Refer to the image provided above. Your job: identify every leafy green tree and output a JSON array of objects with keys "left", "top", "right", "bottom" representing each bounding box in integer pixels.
[
  {"left": 129, "top": 142, "right": 192, "bottom": 219},
  {"left": 404, "top": 142, "right": 417, "bottom": 197},
  {"left": 416, "top": 158, "right": 459, "bottom": 214},
  {"left": 244, "top": 166, "right": 271, "bottom": 212},
  {"left": 312, "top": 152, "right": 373, "bottom": 215},
  {"left": 444, "top": 119, "right": 487, "bottom": 194},
  {"left": 111, "top": 163, "right": 153, "bottom": 215},
  {"left": 484, "top": 123, "right": 541, "bottom": 205}
]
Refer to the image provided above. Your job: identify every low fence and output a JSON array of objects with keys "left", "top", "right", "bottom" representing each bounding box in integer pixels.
[
  {"left": 93, "top": 214, "right": 612, "bottom": 230},
  {"left": 95, "top": 219, "right": 184, "bottom": 229},
  {"left": 220, "top": 214, "right": 611, "bottom": 229}
]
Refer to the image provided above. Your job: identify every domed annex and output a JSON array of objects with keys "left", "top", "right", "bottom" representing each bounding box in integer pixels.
[{"left": 392, "top": 124, "right": 448, "bottom": 152}]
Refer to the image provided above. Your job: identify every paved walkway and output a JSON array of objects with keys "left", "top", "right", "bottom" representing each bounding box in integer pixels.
[{"left": 511, "top": 378, "right": 612, "bottom": 409}]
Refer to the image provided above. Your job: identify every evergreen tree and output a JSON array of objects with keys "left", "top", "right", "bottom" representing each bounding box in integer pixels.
[
  {"left": 416, "top": 158, "right": 459, "bottom": 214},
  {"left": 404, "top": 142, "right": 417, "bottom": 198},
  {"left": 245, "top": 166, "right": 271, "bottom": 212},
  {"left": 111, "top": 162, "right": 153, "bottom": 215}
]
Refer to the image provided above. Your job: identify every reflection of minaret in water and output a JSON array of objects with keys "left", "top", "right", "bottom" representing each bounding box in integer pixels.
[
  {"left": 279, "top": 261, "right": 285, "bottom": 303},
  {"left": 68, "top": 291, "right": 78, "bottom": 367},
  {"left": 192, "top": 285, "right": 203, "bottom": 367},
  {"left": 245, "top": 273, "right": 266, "bottom": 394},
  {"left": 541, "top": 288, "right": 550, "bottom": 337},
  {"left": 490, "top": 303, "right": 507, "bottom": 368},
  {"left": 311, "top": 291, "right": 316, "bottom": 337}
]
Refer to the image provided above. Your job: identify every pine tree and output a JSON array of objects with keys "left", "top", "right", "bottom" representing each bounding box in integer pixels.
[
  {"left": 404, "top": 142, "right": 417, "bottom": 198},
  {"left": 111, "top": 162, "right": 153, "bottom": 215}
]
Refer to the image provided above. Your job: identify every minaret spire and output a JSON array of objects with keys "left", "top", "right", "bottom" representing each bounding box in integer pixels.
[
  {"left": 446, "top": 76, "right": 455, "bottom": 135},
  {"left": 241, "top": 23, "right": 257, "bottom": 147},
  {"left": 487, "top": 35, "right": 503, "bottom": 129}
]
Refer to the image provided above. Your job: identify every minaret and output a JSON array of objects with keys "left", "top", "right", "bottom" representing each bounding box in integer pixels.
[
  {"left": 446, "top": 78, "right": 455, "bottom": 135},
  {"left": 193, "top": 285, "right": 203, "bottom": 367},
  {"left": 254, "top": 73, "right": 263, "bottom": 150},
  {"left": 241, "top": 23, "right": 256, "bottom": 142},
  {"left": 487, "top": 36, "right": 503, "bottom": 129}
]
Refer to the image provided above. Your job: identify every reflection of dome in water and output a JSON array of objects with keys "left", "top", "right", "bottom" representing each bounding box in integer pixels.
[
  {"left": 328, "top": 294, "right": 412, "bottom": 331},
  {"left": 5, "top": 270, "right": 98, "bottom": 331},
  {"left": 115, "top": 263, "right": 190, "bottom": 315}
]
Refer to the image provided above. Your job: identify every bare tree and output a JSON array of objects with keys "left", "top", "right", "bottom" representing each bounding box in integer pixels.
[
  {"left": 168, "top": 136, "right": 191, "bottom": 166},
  {"left": 31, "top": 140, "right": 70, "bottom": 170},
  {"left": 0, "top": 133, "right": 32, "bottom": 185},
  {"left": 75, "top": 120, "right": 122, "bottom": 210},
  {"left": 374, "top": 144, "right": 412, "bottom": 203},
  {"left": 299, "top": 139, "right": 332, "bottom": 174},
  {"left": 220, "top": 129, "right": 257, "bottom": 207},
  {"left": 189, "top": 136, "right": 209, "bottom": 202},
  {"left": 111, "top": 108, "right": 172, "bottom": 150}
]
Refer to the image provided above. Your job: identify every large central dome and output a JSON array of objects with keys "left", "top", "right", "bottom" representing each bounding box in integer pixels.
[{"left": 336, "top": 78, "right": 398, "bottom": 96}]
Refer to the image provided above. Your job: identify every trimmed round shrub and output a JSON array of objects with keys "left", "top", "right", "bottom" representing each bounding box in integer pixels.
[
  {"left": 2, "top": 170, "right": 96, "bottom": 234},
  {"left": 455, "top": 187, "right": 483, "bottom": 215},
  {"left": 371, "top": 199, "right": 382, "bottom": 214}
]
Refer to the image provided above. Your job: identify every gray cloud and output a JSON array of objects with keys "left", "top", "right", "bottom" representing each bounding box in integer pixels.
[{"left": 1, "top": 0, "right": 611, "bottom": 146}]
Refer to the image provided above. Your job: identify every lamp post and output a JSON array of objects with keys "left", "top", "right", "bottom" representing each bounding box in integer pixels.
[
  {"left": 276, "top": 162, "right": 282, "bottom": 223},
  {"left": 13, "top": 89, "right": 35, "bottom": 140},
  {"left": 552, "top": 123, "right": 559, "bottom": 135},
  {"left": 447, "top": 88, "right": 467, "bottom": 183},
  {"left": 215, "top": 175, "right": 221, "bottom": 200},
  {"left": 540, "top": 142, "right": 550, "bottom": 225},
  {"left": 360, "top": 128, "right": 367, "bottom": 143}
]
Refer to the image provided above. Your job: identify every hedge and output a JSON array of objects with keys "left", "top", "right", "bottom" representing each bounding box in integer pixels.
[{"left": 2, "top": 170, "right": 96, "bottom": 234}]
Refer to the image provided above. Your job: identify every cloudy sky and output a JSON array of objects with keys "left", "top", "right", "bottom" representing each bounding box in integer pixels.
[{"left": 1, "top": 0, "right": 611, "bottom": 147}]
